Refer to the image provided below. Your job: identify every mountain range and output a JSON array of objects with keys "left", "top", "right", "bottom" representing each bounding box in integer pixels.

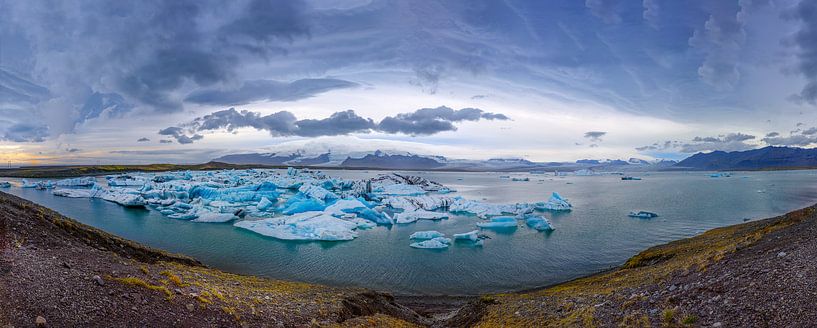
[
  {"left": 675, "top": 146, "right": 817, "bottom": 170},
  {"left": 213, "top": 150, "right": 675, "bottom": 172}
]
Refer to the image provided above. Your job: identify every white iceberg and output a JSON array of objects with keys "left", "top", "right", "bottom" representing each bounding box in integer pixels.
[
  {"left": 394, "top": 210, "right": 449, "bottom": 224},
  {"left": 381, "top": 196, "right": 452, "bottom": 211},
  {"left": 372, "top": 184, "right": 427, "bottom": 196},
  {"left": 191, "top": 211, "right": 237, "bottom": 223},
  {"left": 56, "top": 177, "right": 96, "bottom": 187},
  {"left": 453, "top": 230, "right": 479, "bottom": 242},
  {"left": 298, "top": 184, "right": 338, "bottom": 201},
  {"left": 234, "top": 211, "right": 358, "bottom": 241},
  {"left": 323, "top": 198, "right": 368, "bottom": 216},
  {"left": 410, "top": 237, "right": 451, "bottom": 249},
  {"left": 477, "top": 216, "right": 518, "bottom": 229},
  {"left": 106, "top": 175, "right": 147, "bottom": 186},
  {"left": 409, "top": 230, "right": 445, "bottom": 240}
]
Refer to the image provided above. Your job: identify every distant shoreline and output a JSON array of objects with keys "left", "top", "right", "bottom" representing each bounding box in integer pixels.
[{"left": 2, "top": 161, "right": 817, "bottom": 179}]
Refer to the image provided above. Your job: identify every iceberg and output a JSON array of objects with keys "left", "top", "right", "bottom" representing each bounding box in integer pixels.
[
  {"left": 536, "top": 192, "right": 572, "bottom": 211},
  {"left": 280, "top": 197, "right": 326, "bottom": 215},
  {"left": 256, "top": 197, "right": 274, "bottom": 211},
  {"left": 477, "top": 216, "right": 518, "bottom": 229},
  {"left": 191, "top": 211, "right": 237, "bottom": 223},
  {"left": 410, "top": 237, "right": 451, "bottom": 249},
  {"left": 99, "top": 190, "right": 146, "bottom": 207},
  {"left": 511, "top": 177, "right": 530, "bottom": 182},
  {"left": 449, "top": 198, "right": 532, "bottom": 218},
  {"left": 298, "top": 184, "right": 338, "bottom": 201},
  {"left": 394, "top": 210, "right": 449, "bottom": 224},
  {"left": 53, "top": 188, "right": 99, "bottom": 198},
  {"left": 56, "top": 177, "right": 96, "bottom": 187},
  {"left": 381, "top": 195, "right": 452, "bottom": 211},
  {"left": 409, "top": 230, "right": 445, "bottom": 240},
  {"left": 453, "top": 230, "right": 479, "bottom": 242},
  {"left": 525, "top": 216, "right": 555, "bottom": 231},
  {"left": 0, "top": 181, "right": 10, "bottom": 188},
  {"left": 234, "top": 211, "right": 358, "bottom": 241},
  {"left": 323, "top": 198, "right": 368, "bottom": 216},
  {"left": 372, "top": 184, "right": 427, "bottom": 196},
  {"left": 21, "top": 179, "right": 36, "bottom": 188},
  {"left": 106, "top": 175, "right": 147, "bottom": 186},
  {"left": 343, "top": 207, "right": 393, "bottom": 225}
]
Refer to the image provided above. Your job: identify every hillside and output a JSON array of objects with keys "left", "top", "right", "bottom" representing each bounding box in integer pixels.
[{"left": 676, "top": 146, "right": 817, "bottom": 170}]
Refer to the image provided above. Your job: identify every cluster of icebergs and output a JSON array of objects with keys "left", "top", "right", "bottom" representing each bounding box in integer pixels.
[{"left": 37, "top": 168, "right": 570, "bottom": 246}]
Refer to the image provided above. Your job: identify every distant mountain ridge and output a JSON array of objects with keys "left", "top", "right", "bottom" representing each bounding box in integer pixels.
[
  {"left": 213, "top": 150, "right": 676, "bottom": 172},
  {"left": 675, "top": 146, "right": 817, "bottom": 170}
]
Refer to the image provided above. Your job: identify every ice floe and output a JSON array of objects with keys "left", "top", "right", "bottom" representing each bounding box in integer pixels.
[
  {"left": 39, "top": 167, "right": 572, "bottom": 243},
  {"left": 410, "top": 237, "right": 452, "bottom": 249}
]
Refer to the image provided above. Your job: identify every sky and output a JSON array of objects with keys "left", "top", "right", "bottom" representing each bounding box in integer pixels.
[{"left": 1, "top": 0, "right": 817, "bottom": 165}]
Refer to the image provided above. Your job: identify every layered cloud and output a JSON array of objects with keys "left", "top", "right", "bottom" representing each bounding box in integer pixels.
[
  {"left": 185, "top": 79, "right": 358, "bottom": 106},
  {"left": 160, "top": 106, "right": 509, "bottom": 143}
]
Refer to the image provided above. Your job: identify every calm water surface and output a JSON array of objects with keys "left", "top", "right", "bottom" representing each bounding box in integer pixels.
[{"left": 4, "top": 170, "right": 817, "bottom": 295}]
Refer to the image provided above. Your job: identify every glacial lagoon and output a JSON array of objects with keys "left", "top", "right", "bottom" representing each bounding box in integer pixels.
[{"left": 4, "top": 169, "right": 817, "bottom": 295}]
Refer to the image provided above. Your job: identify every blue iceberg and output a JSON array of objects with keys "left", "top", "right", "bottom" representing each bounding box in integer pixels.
[
  {"left": 477, "top": 216, "right": 518, "bottom": 229},
  {"left": 525, "top": 216, "right": 555, "bottom": 231}
]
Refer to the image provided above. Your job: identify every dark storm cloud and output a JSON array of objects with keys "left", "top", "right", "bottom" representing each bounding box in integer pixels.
[
  {"left": 161, "top": 106, "right": 510, "bottom": 143},
  {"left": 377, "top": 107, "right": 510, "bottom": 135},
  {"left": 765, "top": 132, "right": 780, "bottom": 138},
  {"left": 785, "top": 0, "right": 817, "bottom": 104},
  {"left": 583, "top": 131, "right": 607, "bottom": 142},
  {"left": 137, "top": 137, "right": 150, "bottom": 142},
  {"left": 185, "top": 79, "right": 358, "bottom": 106},
  {"left": 1, "top": 122, "right": 48, "bottom": 143}
]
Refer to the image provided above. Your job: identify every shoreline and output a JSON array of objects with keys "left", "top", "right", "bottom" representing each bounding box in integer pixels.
[
  {"left": 3, "top": 192, "right": 817, "bottom": 325},
  {"left": 2, "top": 162, "right": 816, "bottom": 179}
]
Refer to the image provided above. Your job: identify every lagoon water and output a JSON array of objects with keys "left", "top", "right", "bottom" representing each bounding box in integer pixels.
[{"left": 5, "top": 170, "right": 817, "bottom": 295}]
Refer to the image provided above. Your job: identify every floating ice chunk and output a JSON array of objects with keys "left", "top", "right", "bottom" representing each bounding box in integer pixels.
[
  {"left": 453, "top": 230, "right": 479, "bottom": 242},
  {"left": 449, "top": 198, "right": 531, "bottom": 218},
  {"left": 191, "top": 211, "right": 237, "bottom": 223},
  {"left": 56, "top": 177, "right": 96, "bottom": 187},
  {"left": 21, "top": 179, "right": 36, "bottom": 188},
  {"left": 477, "top": 216, "right": 518, "bottom": 229},
  {"left": 381, "top": 196, "right": 452, "bottom": 211},
  {"left": 372, "top": 183, "right": 427, "bottom": 196},
  {"left": 409, "top": 230, "right": 444, "bottom": 240},
  {"left": 628, "top": 211, "right": 658, "bottom": 218},
  {"left": 511, "top": 177, "right": 529, "bottom": 182},
  {"left": 53, "top": 188, "right": 98, "bottom": 198},
  {"left": 298, "top": 184, "right": 338, "bottom": 201},
  {"left": 536, "top": 192, "right": 572, "bottom": 211},
  {"left": 394, "top": 210, "right": 449, "bottom": 224},
  {"left": 0, "top": 182, "right": 10, "bottom": 188},
  {"left": 324, "top": 198, "right": 368, "bottom": 216},
  {"left": 256, "top": 197, "right": 274, "bottom": 211},
  {"left": 100, "top": 190, "right": 146, "bottom": 207},
  {"left": 410, "top": 237, "right": 451, "bottom": 249},
  {"left": 343, "top": 207, "right": 393, "bottom": 225},
  {"left": 106, "top": 175, "right": 147, "bottom": 186},
  {"left": 190, "top": 182, "right": 279, "bottom": 203},
  {"left": 525, "top": 216, "right": 554, "bottom": 231},
  {"left": 287, "top": 167, "right": 300, "bottom": 176},
  {"left": 281, "top": 198, "right": 326, "bottom": 215},
  {"left": 234, "top": 211, "right": 358, "bottom": 241}
]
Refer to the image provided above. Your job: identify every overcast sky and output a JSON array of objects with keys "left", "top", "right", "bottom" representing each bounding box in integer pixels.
[{"left": 2, "top": 0, "right": 817, "bottom": 164}]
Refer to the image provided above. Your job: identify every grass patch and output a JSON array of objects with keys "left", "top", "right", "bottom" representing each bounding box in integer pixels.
[
  {"left": 681, "top": 315, "right": 698, "bottom": 325},
  {"left": 109, "top": 276, "right": 173, "bottom": 300}
]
